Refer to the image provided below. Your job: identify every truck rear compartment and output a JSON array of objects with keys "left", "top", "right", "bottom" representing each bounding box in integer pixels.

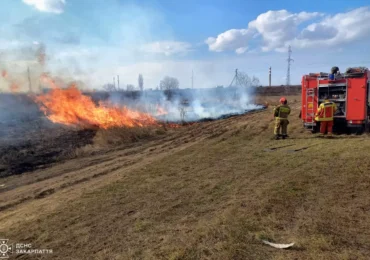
[{"left": 301, "top": 68, "right": 370, "bottom": 134}]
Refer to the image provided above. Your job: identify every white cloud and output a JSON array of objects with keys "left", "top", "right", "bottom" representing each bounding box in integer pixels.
[
  {"left": 248, "top": 10, "right": 322, "bottom": 52},
  {"left": 205, "top": 29, "right": 254, "bottom": 54},
  {"left": 205, "top": 10, "right": 321, "bottom": 53},
  {"left": 291, "top": 7, "right": 370, "bottom": 49},
  {"left": 235, "top": 47, "right": 248, "bottom": 54},
  {"left": 206, "top": 7, "right": 370, "bottom": 53},
  {"left": 140, "top": 41, "right": 192, "bottom": 56},
  {"left": 22, "top": 0, "right": 66, "bottom": 14}
]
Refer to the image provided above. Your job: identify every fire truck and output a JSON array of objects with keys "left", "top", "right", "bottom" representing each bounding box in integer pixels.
[{"left": 301, "top": 67, "right": 370, "bottom": 134}]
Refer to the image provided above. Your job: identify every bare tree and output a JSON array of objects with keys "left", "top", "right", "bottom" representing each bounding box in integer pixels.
[
  {"left": 102, "top": 83, "right": 127, "bottom": 92},
  {"left": 251, "top": 76, "right": 260, "bottom": 87},
  {"left": 236, "top": 71, "right": 260, "bottom": 88},
  {"left": 138, "top": 74, "right": 144, "bottom": 92},
  {"left": 159, "top": 76, "right": 179, "bottom": 90},
  {"left": 126, "top": 84, "right": 135, "bottom": 91},
  {"left": 159, "top": 76, "right": 179, "bottom": 100},
  {"left": 103, "top": 83, "right": 117, "bottom": 92},
  {"left": 237, "top": 71, "right": 252, "bottom": 88}
]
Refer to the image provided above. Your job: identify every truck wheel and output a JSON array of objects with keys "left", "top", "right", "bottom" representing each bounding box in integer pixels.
[
  {"left": 349, "top": 125, "right": 364, "bottom": 135},
  {"left": 311, "top": 124, "right": 319, "bottom": 134}
]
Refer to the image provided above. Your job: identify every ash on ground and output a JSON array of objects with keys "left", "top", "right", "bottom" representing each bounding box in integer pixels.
[{"left": 0, "top": 94, "right": 96, "bottom": 177}]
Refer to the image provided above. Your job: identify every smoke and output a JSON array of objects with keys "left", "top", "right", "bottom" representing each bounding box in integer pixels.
[
  {"left": 104, "top": 85, "right": 262, "bottom": 123},
  {"left": 0, "top": 0, "right": 264, "bottom": 137}
]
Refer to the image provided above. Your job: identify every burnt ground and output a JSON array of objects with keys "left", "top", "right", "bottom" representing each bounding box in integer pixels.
[
  {"left": 0, "top": 94, "right": 266, "bottom": 178},
  {"left": 0, "top": 94, "right": 97, "bottom": 177},
  {"left": 0, "top": 126, "right": 96, "bottom": 177}
]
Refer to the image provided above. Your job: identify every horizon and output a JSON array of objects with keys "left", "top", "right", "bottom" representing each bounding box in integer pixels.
[{"left": 1, "top": 0, "right": 370, "bottom": 91}]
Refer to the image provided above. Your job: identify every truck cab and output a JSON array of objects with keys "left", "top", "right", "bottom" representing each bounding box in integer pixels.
[{"left": 301, "top": 68, "right": 370, "bottom": 134}]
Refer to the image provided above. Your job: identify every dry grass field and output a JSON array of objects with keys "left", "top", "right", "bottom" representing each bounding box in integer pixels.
[{"left": 1, "top": 95, "right": 370, "bottom": 259}]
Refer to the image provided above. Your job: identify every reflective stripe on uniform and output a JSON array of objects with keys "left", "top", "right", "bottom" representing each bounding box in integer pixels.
[
  {"left": 276, "top": 105, "right": 290, "bottom": 119},
  {"left": 315, "top": 102, "right": 337, "bottom": 121}
]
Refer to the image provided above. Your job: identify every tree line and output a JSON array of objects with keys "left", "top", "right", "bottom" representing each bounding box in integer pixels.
[{"left": 102, "top": 71, "right": 260, "bottom": 100}]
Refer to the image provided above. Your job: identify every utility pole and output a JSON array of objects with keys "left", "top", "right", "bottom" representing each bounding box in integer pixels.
[
  {"left": 269, "top": 66, "right": 271, "bottom": 87},
  {"left": 229, "top": 69, "right": 240, "bottom": 87},
  {"left": 286, "top": 45, "right": 293, "bottom": 87},
  {"left": 27, "top": 67, "right": 32, "bottom": 93},
  {"left": 228, "top": 68, "right": 242, "bottom": 101},
  {"left": 117, "top": 75, "right": 120, "bottom": 89},
  {"left": 113, "top": 76, "right": 115, "bottom": 88}
]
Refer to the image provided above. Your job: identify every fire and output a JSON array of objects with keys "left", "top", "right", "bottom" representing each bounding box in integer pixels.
[
  {"left": 10, "top": 83, "right": 20, "bottom": 93},
  {"left": 156, "top": 105, "right": 168, "bottom": 116},
  {"left": 2, "top": 69, "right": 20, "bottom": 93},
  {"left": 40, "top": 73, "right": 59, "bottom": 89},
  {"left": 34, "top": 84, "right": 159, "bottom": 129}
]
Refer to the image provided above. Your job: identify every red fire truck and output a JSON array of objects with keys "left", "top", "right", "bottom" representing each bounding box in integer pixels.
[{"left": 301, "top": 67, "right": 370, "bottom": 134}]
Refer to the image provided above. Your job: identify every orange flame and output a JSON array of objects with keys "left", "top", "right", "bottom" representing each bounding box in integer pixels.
[
  {"left": 34, "top": 84, "right": 159, "bottom": 129},
  {"left": 2, "top": 69, "right": 20, "bottom": 93},
  {"left": 40, "top": 73, "right": 59, "bottom": 89},
  {"left": 156, "top": 104, "right": 168, "bottom": 116},
  {"left": 10, "top": 83, "right": 20, "bottom": 93},
  {"left": 1, "top": 70, "right": 7, "bottom": 78}
]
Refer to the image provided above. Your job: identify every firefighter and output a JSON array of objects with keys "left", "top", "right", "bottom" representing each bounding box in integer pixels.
[
  {"left": 273, "top": 97, "right": 291, "bottom": 140},
  {"left": 315, "top": 99, "right": 337, "bottom": 135}
]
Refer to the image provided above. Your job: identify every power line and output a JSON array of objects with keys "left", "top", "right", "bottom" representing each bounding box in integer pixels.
[
  {"left": 229, "top": 69, "right": 240, "bottom": 87},
  {"left": 286, "top": 45, "right": 294, "bottom": 86}
]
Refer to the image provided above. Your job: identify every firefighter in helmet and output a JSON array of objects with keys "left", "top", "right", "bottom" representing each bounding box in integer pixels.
[
  {"left": 315, "top": 98, "right": 337, "bottom": 135},
  {"left": 273, "top": 97, "right": 291, "bottom": 139}
]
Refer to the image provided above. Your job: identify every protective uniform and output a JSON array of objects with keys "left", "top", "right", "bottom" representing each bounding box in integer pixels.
[
  {"left": 273, "top": 97, "right": 291, "bottom": 139},
  {"left": 315, "top": 99, "right": 337, "bottom": 135}
]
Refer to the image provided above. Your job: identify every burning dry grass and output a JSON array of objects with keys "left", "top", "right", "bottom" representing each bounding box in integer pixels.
[
  {"left": 34, "top": 83, "right": 159, "bottom": 129},
  {"left": 3, "top": 95, "right": 370, "bottom": 259},
  {"left": 0, "top": 87, "right": 179, "bottom": 177}
]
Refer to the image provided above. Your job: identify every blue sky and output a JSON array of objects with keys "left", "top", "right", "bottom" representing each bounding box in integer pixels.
[{"left": 1, "top": 0, "right": 370, "bottom": 90}]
